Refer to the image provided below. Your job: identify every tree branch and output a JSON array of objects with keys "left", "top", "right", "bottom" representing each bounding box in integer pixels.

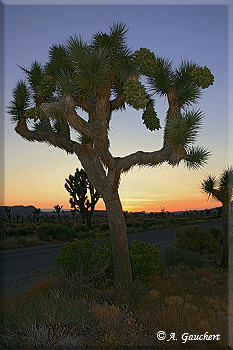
[
  {"left": 110, "top": 94, "right": 126, "bottom": 111},
  {"left": 116, "top": 144, "right": 187, "bottom": 173},
  {"left": 41, "top": 93, "right": 101, "bottom": 140},
  {"left": 15, "top": 119, "right": 81, "bottom": 154}
]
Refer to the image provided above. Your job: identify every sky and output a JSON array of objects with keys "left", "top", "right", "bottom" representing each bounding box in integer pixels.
[{"left": 2, "top": 1, "right": 232, "bottom": 212}]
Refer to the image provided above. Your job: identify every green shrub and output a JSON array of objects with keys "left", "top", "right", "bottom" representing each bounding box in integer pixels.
[
  {"left": 15, "top": 223, "right": 37, "bottom": 236},
  {"left": 53, "top": 235, "right": 163, "bottom": 283},
  {"left": 0, "top": 237, "right": 18, "bottom": 250},
  {"left": 37, "top": 224, "right": 72, "bottom": 241},
  {"left": 130, "top": 240, "right": 162, "bottom": 279},
  {"left": 142, "top": 219, "right": 157, "bottom": 227},
  {"left": 37, "top": 224, "right": 56, "bottom": 241},
  {"left": 75, "top": 223, "right": 89, "bottom": 232},
  {"left": 174, "top": 225, "right": 221, "bottom": 254},
  {"left": 163, "top": 247, "right": 205, "bottom": 268},
  {"left": 53, "top": 234, "right": 113, "bottom": 282},
  {"left": 98, "top": 223, "right": 109, "bottom": 231},
  {"left": 208, "top": 227, "right": 223, "bottom": 242}
]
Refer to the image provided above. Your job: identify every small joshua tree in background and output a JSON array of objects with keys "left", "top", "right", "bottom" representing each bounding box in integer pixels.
[
  {"left": 54, "top": 204, "right": 63, "bottom": 224},
  {"left": 65, "top": 168, "right": 100, "bottom": 228},
  {"left": 4, "top": 207, "right": 12, "bottom": 228},
  {"left": 201, "top": 166, "right": 233, "bottom": 267},
  {"left": 33, "top": 208, "right": 41, "bottom": 223}
]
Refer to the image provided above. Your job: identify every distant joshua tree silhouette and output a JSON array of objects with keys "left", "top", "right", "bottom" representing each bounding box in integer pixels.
[
  {"left": 65, "top": 168, "right": 100, "bottom": 228},
  {"left": 54, "top": 204, "right": 63, "bottom": 223},
  {"left": 4, "top": 207, "right": 12, "bottom": 228}
]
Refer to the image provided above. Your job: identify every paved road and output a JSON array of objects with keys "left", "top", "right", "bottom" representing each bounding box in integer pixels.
[{"left": 0, "top": 220, "right": 223, "bottom": 295}]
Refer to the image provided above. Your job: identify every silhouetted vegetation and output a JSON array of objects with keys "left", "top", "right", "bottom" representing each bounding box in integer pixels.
[{"left": 65, "top": 168, "right": 100, "bottom": 228}]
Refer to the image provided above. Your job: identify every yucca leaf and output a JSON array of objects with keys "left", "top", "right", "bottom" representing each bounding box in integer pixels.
[
  {"left": 7, "top": 80, "right": 31, "bottom": 122},
  {"left": 219, "top": 166, "right": 233, "bottom": 193},
  {"left": 26, "top": 61, "right": 44, "bottom": 93},
  {"left": 55, "top": 69, "right": 77, "bottom": 96},
  {"left": 45, "top": 44, "right": 70, "bottom": 76},
  {"left": 166, "top": 109, "right": 204, "bottom": 147},
  {"left": 174, "top": 60, "right": 202, "bottom": 106},
  {"left": 74, "top": 48, "right": 111, "bottom": 95},
  {"left": 184, "top": 146, "right": 211, "bottom": 170},
  {"left": 201, "top": 174, "right": 218, "bottom": 199},
  {"left": 149, "top": 57, "right": 174, "bottom": 96}
]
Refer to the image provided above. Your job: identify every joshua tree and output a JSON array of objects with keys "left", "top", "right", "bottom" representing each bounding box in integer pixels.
[
  {"left": 65, "top": 168, "right": 100, "bottom": 228},
  {"left": 8, "top": 23, "right": 213, "bottom": 302},
  {"left": 201, "top": 166, "right": 233, "bottom": 267},
  {"left": 33, "top": 208, "right": 41, "bottom": 223},
  {"left": 4, "top": 207, "right": 12, "bottom": 228},
  {"left": 54, "top": 204, "right": 63, "bottom": 224}
]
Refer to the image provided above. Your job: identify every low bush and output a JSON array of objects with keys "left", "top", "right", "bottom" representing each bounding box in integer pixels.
[
  {"left": 130, "top": 240, "right": 163, "bottom": 279},
  {"left": 126, "top": 221, "right": 147, "bottom": 230},
  {"left": 75, "top": 223, "right": 89, "bottom": 232},
  {"left": 37, "top": 224, "right": 71, "bottom": 241},
  {"left": 15, "top": 223, "right": 38, "bottom": 236},
  {"left": 174, "top": 225, "right": 221, "bottom": 254},
  {"left": 53, "top": 233, "right": 113, "bottom": 284},
  {"left": 98, "top": 223, "right": 109, "bottom": 231},
  {"left": 37, "top": 224, "right": 56, "bottom": 241},
  {"left": 163, "top": 247, "right": 205, "bottom": 268},
  {"left": 54, "top": 234, "right": 163, "bottom": 284},
  {"left": 208, "top": 227, "right": 223, "bottom": 243}
]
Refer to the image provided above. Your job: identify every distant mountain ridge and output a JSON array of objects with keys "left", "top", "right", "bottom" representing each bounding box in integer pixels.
[
  {"left": 0, "top": 205, "right": 107, "bottom": 218},
  {"left": 0, "top": 205, "right": 36, "bottom": 218}
]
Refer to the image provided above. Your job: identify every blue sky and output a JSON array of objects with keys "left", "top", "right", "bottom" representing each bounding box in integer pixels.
[{"left": 3, "top": 3, "right": 232, "bottom": 211}]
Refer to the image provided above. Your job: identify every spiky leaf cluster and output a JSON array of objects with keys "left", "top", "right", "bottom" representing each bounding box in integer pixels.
[
  {"left": 27, "top": 61, "right": 44, "bottom": 93},
  {"left": 36, "top": 75, "right": 56, "bottom": 100},
  {"left": 185, "top": 146, "right": 211, "bottom": 170},
  {"left": 45, "top": 44, "right": 70, "bottom": 76},
  {"left": 149, "top": 57, "right": 174, "bottom": 96},
  {"left": 190, "top": 66, "right": 214, "bottom": 89},
  {"left": 174, "top": 60, "right": 201, "bottom": 107},
  {"left": 134, "top": 48, "right": 158, "bottom": 76},
  {"left": 123, "top": 80, "right": 149, "bottom": 110},
  {"left": 7, "top": 81, "right": 30, "bottom": 121},
  {"left": 142, "top": 101, "right": 160, "bottom": 131},
  {"left": 166, "top": 109, "right": 204, "bottom": 148}
]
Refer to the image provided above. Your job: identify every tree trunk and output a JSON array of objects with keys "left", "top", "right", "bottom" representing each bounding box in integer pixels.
[
  {"left": 102, "top": 190, "right": 134, "bottom": 304},
  {"left": 221, "top": 205, "right": 229, "bottom": 267}
]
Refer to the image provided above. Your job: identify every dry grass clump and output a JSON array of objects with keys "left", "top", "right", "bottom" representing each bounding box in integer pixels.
[
  {"left": 26, "top": 273, "right": 62, "bottom": 297},
  {"left": 90, "top": 301, "right": 153, "bottom": 348},
  {"left": 135, "top": 265, "right": 228, "bottom": 348}
]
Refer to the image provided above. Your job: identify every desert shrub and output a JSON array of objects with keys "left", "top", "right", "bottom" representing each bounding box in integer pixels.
[
  {"left": 174, "top": 225, "right": 221, "bottom": 254},
  {"left": 75, "top": 223, "right": 89, "bottom": 232},
  {"left": 98, "top": 223, "right": 109, "bottom": 231},
  {"left": 126, "top": 221, "right": 147, "bottom": 230},
  {"left": 53, "top": 234, "right": 113, "bottom": 284},
  {"left": 15, "top": 223, "right": 37, "bottom": 236},
  {"left": 142, "top": 218, "right": 157, "bottom": 227},
  {"left": 37, "top": 223, "right": 56, "bottom": 241},
  {"left": 130, "top": 240, "right": 163, "bottom": 279},
  {"left": 54, "top": 235, "right": 163, "bottom": 284},
  {"left": 53, "top": 224, "right": 70, "bottom": 241},
  {"left": 37, "top": 224, "right": 71, "bottom": 241},
  {"left": 0, "top": 237, "right": 18, "bottom": 250},
  {"left": 208, "top": 227, "right": 223, "bottom": 242},
  {"left": 163, "top": 247, "right": 205, "bottom": 268},
  {"left": 18, "top": 235, "right": 42, "bottom": 247}
]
